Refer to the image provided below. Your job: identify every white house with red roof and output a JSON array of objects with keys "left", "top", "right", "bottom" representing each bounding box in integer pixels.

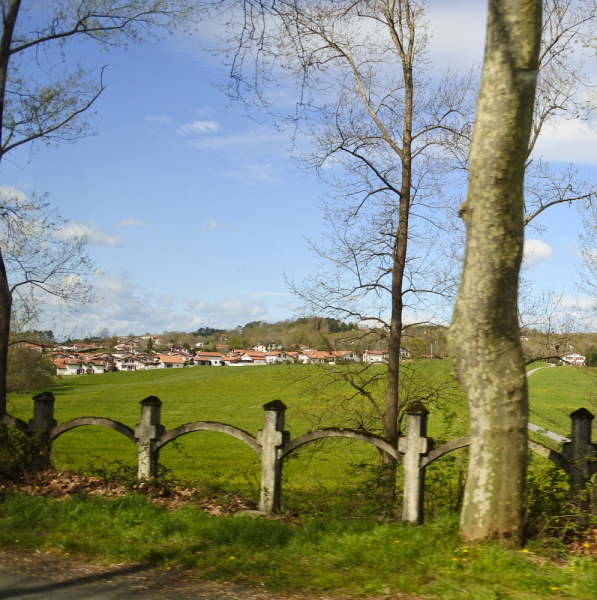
[
  {"left": 156, "top": 354, "right": 185, "bottom": 368},
  {"left": 266, "top": 350, "right": 292, "bottom": 364},
  {"left": 332, "top": 350, "right": 361, "bottom": 362},
  {"left": 561, "top": 353, "right": 585, "bottom": 366},
  {"left": 193, "top": 352, "right": 224, "bottom": 366},
  {"left": 362, "top": 350, "right": 387, "bottom": 364}
]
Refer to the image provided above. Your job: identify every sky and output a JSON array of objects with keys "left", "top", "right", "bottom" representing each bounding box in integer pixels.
[{"left": 1, "top": 0, "right": 596, "bottom": 337}]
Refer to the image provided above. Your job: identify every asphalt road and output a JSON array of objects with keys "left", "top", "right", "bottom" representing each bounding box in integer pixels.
[
  {"left": 0, "top": 552, "right": 275, "bottom": 600},
  {"left": 0, "top": 568, "right": 155, "bottom": 599}
]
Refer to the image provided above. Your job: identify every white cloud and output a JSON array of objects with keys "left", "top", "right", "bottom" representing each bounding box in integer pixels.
[
  {"left": 523, "top": 239, "right": 553, "bottom": 268},
  {"left": 228, "top": 161, "right": 283, "bottom": 184},
  {"left": 427, "top": 0, "right": 486, "bottom": 74},
  {"left": 114, "top": 219, "right": 148, "bottom": 228},
  {"left": 55, "top": 221, "right": 121, "bottom": 247},
  {"left": 189, "top": 131, "right": 281, "bottom": 150},
  {"left": 559, "top": 294, "right": 595, "bottom": 309},
  {"left": 177, "top": 120, "right": 220, "bottom": 135},
  {"left": 41, "top": 272, "right": 272, "bottom": 334},
  {"left": 534, "top": 117, "right": 597, "bottom": 165},
  {"left": 144, "top": 115, "right": 172, "bottom": 124},
  {"left": 0, "top": 185, "right": 28, "bottom": 205},
  {"left": 185, "top": 298, "right": 269, "bottom": 325},
  {"left": 202, "top": 219, "right": 220, "bottom": 232}
]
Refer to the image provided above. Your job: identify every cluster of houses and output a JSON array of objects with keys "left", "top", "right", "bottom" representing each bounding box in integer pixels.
[{"left": 33, "top": 335, "right": 414, "bottom": 376}]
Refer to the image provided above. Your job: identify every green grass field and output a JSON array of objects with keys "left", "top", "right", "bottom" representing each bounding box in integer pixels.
[
  {"left": 5, "top": 362, "right": 468, "bottom": 509},
  {"left": 527, "top": 365, "right": 595, "bottom": 437},
  {"left": 2, "top": 493, "right": 597, "bottom": 600},
  {"left": 3, "top": 362, "right": 597, "bottom": 598},
  {"left": 5, "top": 361, "right": 595, "bottom": 499}
]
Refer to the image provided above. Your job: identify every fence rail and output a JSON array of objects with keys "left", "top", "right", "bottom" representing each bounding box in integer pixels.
[{"left": 2, "top": 393, "right": 596, "bottom": 524}]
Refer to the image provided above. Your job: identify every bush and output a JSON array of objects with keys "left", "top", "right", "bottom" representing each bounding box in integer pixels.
[
  {"left": 0, "top": 425, "right": 35, "bottom": 474},
  {"left": 6, "top": 349, "right": 53, "bottom": 394}
]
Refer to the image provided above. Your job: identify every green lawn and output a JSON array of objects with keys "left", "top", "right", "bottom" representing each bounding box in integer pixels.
[
  {"left": 3, "top": 363, "right": 597, "bottom": 598},
  {"left": 1, "top": 493, "right": 596, "bottom": 600},
  {"left": 5, "top": 361, "right": 595, "bottom": 503},
  {"left": 5, "top": 362, "right": 467, "bottom": 510},
  {"left": 527, "top": 366, "right": 596, "bottom": 437}
]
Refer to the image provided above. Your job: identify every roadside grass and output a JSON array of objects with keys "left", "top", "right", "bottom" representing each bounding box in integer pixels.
[
  {"left": 0, "top": 492, "right": 595, "bottom": 599},
  {"left": 527, "top": 367, "right": 596, "bottom": 437}
]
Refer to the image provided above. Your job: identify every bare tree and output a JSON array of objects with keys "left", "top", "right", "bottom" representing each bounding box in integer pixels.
[
  {"left": 448, "top": 0, "right": 542, "bottom": 542},
  {"left": 217, "top": 0, "right": 475, "bottom": 487},
  {"left": 0, "top": 0, "right": 197, "bottom": 414},
  {"left": 0, "top": 189, "right": 94, "bottom": 411}
]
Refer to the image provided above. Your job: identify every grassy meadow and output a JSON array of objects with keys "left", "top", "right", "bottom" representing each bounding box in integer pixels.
[
  {"left": 3, "top": 362, "right": 597, "bottom": 598},
  {"left": 5, "top": 361, "right": 595, "bottom": 485},
  {"left": 5, "top": 361, "right": 468, "bottom": 510}
]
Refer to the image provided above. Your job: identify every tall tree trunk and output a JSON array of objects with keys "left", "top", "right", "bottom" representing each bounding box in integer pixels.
[
  {"left": 447, "top": 0, "right": 542, "bottom": 542},
  {"left": 383, "top": 58, "right": 413, "bottom": 492},
  {"left": 0, "top": 1, "right": 21, "bottom": 414},
  {"left": 383, "top": 168, "right": 411, "bottom": 479},
  {"left": 0, "top": 250, "right": 10, "bottom": 414}
]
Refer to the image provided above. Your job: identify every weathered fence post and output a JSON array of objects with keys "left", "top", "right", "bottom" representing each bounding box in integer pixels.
[
  {"left": 258, "top": 400, "right": 288, "bottom": 514},
  {"left": 400, "top": 405, "right": 431, "bottom": 525},
  {"left": 135, "top": 396, "right": 165, "bottom": 480},
  {"left": 28, "top": 392, "right": 57, "bottom": 470},
  {"left": 563, "top": 408, "right": 596, "bottom": 505}
]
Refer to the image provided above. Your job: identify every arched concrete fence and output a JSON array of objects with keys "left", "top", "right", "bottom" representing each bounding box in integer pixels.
[
  {"left": 2, "top": 394, "right": 596, "bottom": 524},
  {"left": 279, "top": 428, "right": 401, "bottom": 460},
  {"left": 156, "top": 422, "right": 261, "bottom": 453},
  {"left": 50, "top": 417, "right": 136, "bottom": 444}
]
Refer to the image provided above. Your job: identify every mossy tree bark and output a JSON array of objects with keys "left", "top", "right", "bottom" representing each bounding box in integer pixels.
[{"left": 447, "top": 0, "right": 542, "bottom": 542}]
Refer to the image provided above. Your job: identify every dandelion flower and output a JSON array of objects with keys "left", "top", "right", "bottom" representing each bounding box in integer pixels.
[
  {"left": 522, "top": 549, "right": 529, "bottom": 553},
  {"left": 583, "top": 543, "right": 590, "bottom": 548},
  {"left": 230, "top": 557, "right": 235, "bottom": 560},
  {"left": 551, "top": 588, "right": 558, "bottom": 591}
]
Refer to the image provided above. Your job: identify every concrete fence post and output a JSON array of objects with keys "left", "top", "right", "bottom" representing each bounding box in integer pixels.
[
  {"left": 135, "top": 396, "right": 165, "bottom": 480},
  {"left": 28, "top": 392, "right": 57, "bottom": 470},
  {"left": 400, "top": 405, "right": 431, "bottom": 525},
  {"left": 258, "top": 400, "right": 288, "bottom": 514},
  {"left": 563, "top": 408, "right": 596, "bottom": 505}
]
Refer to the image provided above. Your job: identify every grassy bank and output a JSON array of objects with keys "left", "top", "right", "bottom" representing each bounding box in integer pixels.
[
  {"left": 4, "top": 363, "right": 467, "bottom": 503},
  {"left": 0, "top": 492, "right": 595, "bottom": 599}
]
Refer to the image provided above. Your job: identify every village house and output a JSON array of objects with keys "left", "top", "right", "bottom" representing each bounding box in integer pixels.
[
  {"left": 332, "top": 350, "right": 361, "bottom": 362},
  {"left": 83, "top": 358, "right": 108, "bottom": 374},
  {"left": 115, "top": 356, "right": 145, "bottom": 371},
  {"left": 304, "top": 350, "right": 334, "bottom": 364},
  {"left": 156, "top": 354, "right": 185, "bottom": 368},
  {"left": 14, "top": 342, "right": 45, "bottom": 353},
  {"left": 362, "top": 350, "right": 387, "bottom": 364},
  {"left": 252, "top": 343, "right": 267, "bottom": 353},
  {"left": 193, "top": 352, "right": 224, "bottom": 366},
  {"left": 53, "top": 358, "right": 86, "bottom": 376},
  {"left": 266, "top": 350, "right": 292, "bottom": 364},
  {"left": 561, "top": 353, "right": 585, "bottom": 366},
  {"left": 224, "top": 349, "right": 267, "bottom": 366}
]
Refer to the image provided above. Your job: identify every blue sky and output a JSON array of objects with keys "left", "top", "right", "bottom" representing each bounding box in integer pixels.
[{"left": 2, "top": 0, "right": 596, "bottom": 335}]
